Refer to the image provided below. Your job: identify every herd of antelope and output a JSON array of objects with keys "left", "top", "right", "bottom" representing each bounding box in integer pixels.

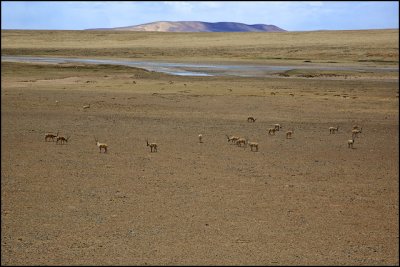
[
  {"left": 226, "top": 117, "right": 362, "bottom": 152},
  {"left": 44, "top": 116, "right": 363, "bottom": 154}
]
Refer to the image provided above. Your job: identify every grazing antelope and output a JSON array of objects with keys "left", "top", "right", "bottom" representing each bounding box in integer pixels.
[
  {"left": 286, "top": 130, "right": 294, "bottom": 139},
  {"left": 146, "top": 139, "right": 158, "bottom": 152},
  {"left": 268, "top": 128, "right": 276, "bottom": 135},
  {"left": 236, "top": 138, "right": 246, "bottom": 147},
  {"left": 247, "top": 117, "right": 256, "bottom": 123},
  {"left": 94, "top": 136, "right": 108, "bottom": 153},
  {"left": 348, "top": 138, "right": 355, "bottom": 148},
  {"left": 56, "top": 135, "right": 71, "bottom": 145},
  {"left": 83, "top": 104, "right": 90, "bottom": 110},
  {"left": 329, "top": 126, "right": 339, "bottom": 134},
  {"left": 198, "top": 134, "right": 203, "bottom": 143},
  {"left": 45, "top": 131, "right": 59, "bottom": 142},
  {"left": 352, "top": 127, "right": 362, "bottom": 138},
  {"left": 226, "top": 135, "right": 239, "bottom": 144}
]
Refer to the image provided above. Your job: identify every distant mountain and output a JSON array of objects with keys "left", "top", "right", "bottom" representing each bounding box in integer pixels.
[{"left": 87, "top": 21, "right": 286, "bottom": 32}]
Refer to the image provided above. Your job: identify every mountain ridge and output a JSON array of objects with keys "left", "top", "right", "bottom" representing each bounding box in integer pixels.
[{"left": 86, "top": 21, "right": 286, "bottom": 32}]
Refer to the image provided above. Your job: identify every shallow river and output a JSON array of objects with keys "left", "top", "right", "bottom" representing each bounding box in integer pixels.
[{"left": 2, "top": 56, "right": 398, "bottom": 77}]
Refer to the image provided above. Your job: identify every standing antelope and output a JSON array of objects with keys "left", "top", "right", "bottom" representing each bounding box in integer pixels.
[
  {"left": 247, "top": 140, "right": 259, "bottom": 152},
  {"left": 286, "top": 130, "right": 294, "bottom": 139},
  {"left": 352, "top": 127, "right": 362, "bottom": 138},
  {"left": 146, "top": 139, "right": 158, "bottom": 152},
  {"left": 329, "top": 126, "right": 339, "bottom": 134},
  {"left": 236, "top": 138, "right": 246, "bottom": 147},
  {"left": 274, "top": 124, "right": 282, "bottom": 131},
  {"left": 94, "top": 136, "right": 108, "bottom": 153},
  {"left": 56, "top": 135, "right": 71, "bottom": 145},
  {"left": 198, "top": 134, "right": 203, "bottom": 143},
  {"left": 268, "top": 128, "right": 276, "bottom": 135},
  {"left": 348, "top": 138, "right": 355, "bottom": 148},
  {"left": 247, "top": 117, "right": 256, "bottom": 123},
  {"left": 45, "top": 131, "right": 59, "bottom": 142}
]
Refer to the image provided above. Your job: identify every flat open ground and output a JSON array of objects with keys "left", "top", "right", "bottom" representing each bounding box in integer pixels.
[{"left": 1, "top": 30, "right": 399, "bottom": 265}]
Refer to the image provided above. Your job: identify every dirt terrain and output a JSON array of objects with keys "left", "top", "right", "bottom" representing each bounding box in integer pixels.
[{"left": 1, "top": 60, "right": 398, "bottom": 265}]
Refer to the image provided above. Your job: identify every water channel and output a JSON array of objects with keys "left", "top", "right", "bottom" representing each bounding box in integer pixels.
[{"left": 2, "top": 56, "right": 398, "bottom": 77}]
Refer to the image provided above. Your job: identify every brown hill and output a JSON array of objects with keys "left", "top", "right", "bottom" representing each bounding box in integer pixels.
[{"left": 87, "top": 21, "right": 286, "bottom": 32}]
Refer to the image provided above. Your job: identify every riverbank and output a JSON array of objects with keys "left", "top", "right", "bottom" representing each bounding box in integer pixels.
[{"left": 2, "top": 56, "right": 398, "bottom": 79}]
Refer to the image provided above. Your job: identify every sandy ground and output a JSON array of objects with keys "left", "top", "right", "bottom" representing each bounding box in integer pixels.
[{"left": 1, "top": 62, "right": 399, "bottom": 265}]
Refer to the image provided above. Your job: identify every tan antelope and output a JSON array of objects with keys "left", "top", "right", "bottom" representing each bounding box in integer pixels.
[
  {"left": 247, "top": 116, "right": 256, "bottom": 123},
  {"left": 286, "top": 130, "right": 294, "bottom": 139},
  {"left": 56, "top": 135, "right": 71, "bottom": 145},
  {"left": 94, "top": 136, "right": 108, "bottom": 153},
  {"left": 83, "top": 104, "right": 90, "bottom": 110},
  {"left": 226, "top": 135, "right": 239, "bottom": 144},
  {"left": 198, "top": 134, "right": 203, "bottom": 143},
  {"left": 348, "top": 138, "right": 355, "bottom": 149},
  {"left": 268, "top": 128, "right": 276, "bottom": 135},
  {"left": 236, "top": 137, "right": 246, "bottom": 147},
  {"left": 352, "top": 127, "right": 362, "bottom": 138},
  {"left": 146, "top": 139, "right": 158, "bottom": 152},
  {"left": 247, "top": 139, "right": 259, "bottom": 152},
  {"left": 329, "top": 126, "right": 339, "bottom": 134},
  {"left": 45, "top": 131, "right": 59, "bottom": 142}
]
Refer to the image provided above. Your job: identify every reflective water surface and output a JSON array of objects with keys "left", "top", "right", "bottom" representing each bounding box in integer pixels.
[{"left": 2, "top": 56, "right": 398, "bottom": 77}]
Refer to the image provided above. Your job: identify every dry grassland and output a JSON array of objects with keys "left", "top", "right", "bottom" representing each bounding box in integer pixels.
[
  {"left": 2, "top": 29, "right": 399, "bottom": 64},
  {"left": 1, "top": 30, "right": 399, "bottom": 265}
]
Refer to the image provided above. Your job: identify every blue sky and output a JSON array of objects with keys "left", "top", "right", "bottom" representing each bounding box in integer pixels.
[{"left": 1, "top": 1, "right": 399, "bottom": 31}]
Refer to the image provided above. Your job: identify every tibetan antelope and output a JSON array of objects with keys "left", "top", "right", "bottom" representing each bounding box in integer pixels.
[
  {"left": 274, "top": 124, "right": 282, "bottom": 131},
  {"left": 247, "top": 140, "right": 259, "bottom": 152},
  {"left": 247, "top": 117, "right": 256, "bottom": 123},
  {"left": 94, "top": 136, "right": 108, "bottom": 153},
  {"left": 226, "top": 135, "right": 239, "bottom": 144},
  {"left": 236, "top": 138, "right": 246, "bottom": 147},
  {"left": 56, "top": 135, "right": 71, "bottom": 145},
  {"left": 329, "top": 126, "right": 339, "bottom": 134},
  {"left": 146, "top": 139, "right": 158, "bottom": 152},
  {"left": 348, "top": 138, "right": 355, "bottom": 149},
  {"left": 45, "top": 131, "right": 59, "bottom": 142},
  {"left": 352, "top": 127, "right": 362, "bottom": 138},
  {"left": 198, "top": 134, "right": 203, "bottom": 143},
  {"left": 83, "top": 104, "right": 90, "bottom": 110},
  {"left": 286, "top": 130, "right": 294, "bottom": 139},
  {"left": 268, "top": 128, "right": 276, "bottom": 135}
]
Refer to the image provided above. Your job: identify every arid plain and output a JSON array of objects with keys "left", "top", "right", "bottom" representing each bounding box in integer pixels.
[{"left": 1, "top": 29, "right": 399, "bottom": 265}]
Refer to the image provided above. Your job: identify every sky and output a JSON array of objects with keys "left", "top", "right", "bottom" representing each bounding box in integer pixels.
[{"left": 1, "top": 1, "right": 399, "bottom": 31}]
